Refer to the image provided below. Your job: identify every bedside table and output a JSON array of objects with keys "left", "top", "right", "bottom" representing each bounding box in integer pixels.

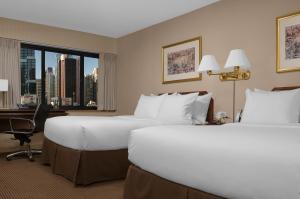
[{"left": 206, "top": 120, "right": 225, "bottom": 125}]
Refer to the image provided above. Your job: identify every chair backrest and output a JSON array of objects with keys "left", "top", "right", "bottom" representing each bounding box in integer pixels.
[{"left": 33, "top": 103, "right": 50, "bottom": 132}]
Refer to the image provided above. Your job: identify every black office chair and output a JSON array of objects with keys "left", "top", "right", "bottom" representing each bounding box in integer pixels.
[{"left": 5, "top": 103, "right": 50, "bottom": 161}]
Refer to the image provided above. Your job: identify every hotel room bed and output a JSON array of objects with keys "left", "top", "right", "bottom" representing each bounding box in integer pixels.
[
  {"left": 43, "top": 115, "right": 165, "bottom": 185},
  {"left": 124, "top": 86, "right": 300, "bottom": 199},
  {"left": 125, "top": 123, "right": 300, "bottom": 199},
  {"left": 43, "top": 91, "right": 214, "bottom": 185}
]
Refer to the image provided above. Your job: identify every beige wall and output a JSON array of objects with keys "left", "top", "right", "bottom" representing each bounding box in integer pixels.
[
  {"left": 117, "top": 0, "right": 300, "bottom": 119},
  {"left": 0, "top": 17, "right": 117, "bottom": 54},
  {"left": 2, "top": 1, "right": 300, "bottom": 118}
]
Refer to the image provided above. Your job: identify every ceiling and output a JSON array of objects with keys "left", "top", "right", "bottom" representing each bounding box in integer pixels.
[{"left": 0, "top": 0, "right": 219, "bottom": 38}]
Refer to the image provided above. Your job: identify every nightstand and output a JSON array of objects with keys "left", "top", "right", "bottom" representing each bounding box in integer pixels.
[{"left": 206, "top": 120, "right": 225, "bottom": 125}]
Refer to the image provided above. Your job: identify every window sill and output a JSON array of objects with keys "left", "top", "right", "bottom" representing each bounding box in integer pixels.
[
  {"left": 63, "top": 108, "right": 117, "bottom": 112},
  {"left": 58, "top": 106, "right": 98, "bottom": 111}
]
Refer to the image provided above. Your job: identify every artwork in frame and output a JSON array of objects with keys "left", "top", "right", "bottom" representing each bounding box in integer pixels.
[
  {"left": 277, "top": 11, "right": 300, "bottom": 73},
  {"left": 162, "top": 37, "right": 202, "bottom": 84}
]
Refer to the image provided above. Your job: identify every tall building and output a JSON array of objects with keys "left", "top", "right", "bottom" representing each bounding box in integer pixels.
[
  {"left": 84, "top": 75, "right": 94, "bottom": 105},
  {"left": 57, "top": 54, "right": 81, "bottom": 105},
  {"left": 84, "top": 67, "right": 98, "bottom": 106},
  {"left": 20, "top": 48, "right": 36, "bottom": 95},
  {"left": 35, "top": 79, "right": 41, "bottom": 104},
  {"left": 45, "top": 67, "right": 56, "bottom": 104},
  {"left": 92, "top": 67, "right": 98, "bottom": 81}
]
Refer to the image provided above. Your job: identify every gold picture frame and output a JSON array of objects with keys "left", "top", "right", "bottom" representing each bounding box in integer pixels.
[
  {"left": 276, "top": 11, "right": 300, "bottom": 73},
  {"left": 162, "top": 37, "right": 202, "bottom": 84}
]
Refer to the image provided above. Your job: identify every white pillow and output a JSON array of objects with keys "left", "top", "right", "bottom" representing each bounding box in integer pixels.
[
  {"left": 192, "top": 93, "right": 212, "bottom": 124},
  {"left": 253, "top": 88, "right": 269, "bottom": 93},
  {"left": 157, "top": 93, "right": 198, "bottom": 124},
  {"left": 241, "top": 89, "right": 300, "bottom": 124},
  {"left": 134, "top": 94, "right": 166, "bottom": 118},
  {"left": 254, "top": 88, "right": 300, "bottom": 122}
]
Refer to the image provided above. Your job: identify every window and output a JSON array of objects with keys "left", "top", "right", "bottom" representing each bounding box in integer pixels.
[
  {"left": 20, "top": 43, "right": 99, "bottom": 109},
  {"left": 20, "top": 48, "right": 42, "bottom": 105},
  {"left": 45, "top": 52, "right": 81, "bottom": 107},
  {"left": 84, "top": 57, "right": 98, "bottom": 106}
]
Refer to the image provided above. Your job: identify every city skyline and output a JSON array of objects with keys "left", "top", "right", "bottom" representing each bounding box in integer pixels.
[
  {"left": 21, "top": 48, "right": 99, "bottom": 106},
  {"left": 45, "top": 55, "right": 98, "bottom": 106},
  {"left": 35, "top": 52, "right": 99, "bottom": 78}
]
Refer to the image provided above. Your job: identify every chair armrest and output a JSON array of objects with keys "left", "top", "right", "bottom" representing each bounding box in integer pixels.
[
  {"left": 8, "top": 117, "right": 35, "bottom": 132},
  {"left": 9, "top": 117, "right": 33, "bottom": 122},
  {"left": 4, "top": 130, "right": 33, "bottom": 135}
]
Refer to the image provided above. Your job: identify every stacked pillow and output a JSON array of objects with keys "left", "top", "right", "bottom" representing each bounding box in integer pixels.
[
  {"left": 191, "top": 93, "right": 213, "bottom": 124},
  {"left": 241, "top": 88, "right": 300, "bottom": 124},
  {"left": 156, "top": 93, "right": 198, "bottom": 124},
  {"left": 134, "top": 94, "right": 167, "bottom": 118},
  {"left": 134, "top": 92, "right": 212, "bottom": 125}
]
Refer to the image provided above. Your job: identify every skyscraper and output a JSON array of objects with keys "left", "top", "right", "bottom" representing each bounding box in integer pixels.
[
  {"left": 45, "top": 67, "right": 56, "bottom": 104},
  {"left": 92, "top": 67, "right": 98, "bottom": 81},
  {"left": 20, "top": 48, "right": 36, "bottom": 95},
  {"left": 57, "top": 54, "right": 80, "bottom": 105},
  {"left": 36, "top": 79, "right": 41, "bottom": 103},
  {"left": 84, "top": 67, "right": 98, "bottom": 106}
]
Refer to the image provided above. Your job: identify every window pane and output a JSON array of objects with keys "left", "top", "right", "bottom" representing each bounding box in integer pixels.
[
  {"left": 20, "top": 44, "right": 99, "bottom": 109},
  {"left": 20, "top": 48, "right": 41, "bottom": 105},
  {"left": 84, "top": 57, "right": 99, "bottom": 107},
  {"left": 45, "top": 52, "right": 80, "bottom": 106}
]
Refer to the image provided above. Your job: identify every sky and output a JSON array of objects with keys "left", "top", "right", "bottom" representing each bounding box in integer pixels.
[{"left": 34, "top": 50, "right": 99, "bottom": 78}]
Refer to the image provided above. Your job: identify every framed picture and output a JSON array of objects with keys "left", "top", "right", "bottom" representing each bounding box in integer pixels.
[
  {"left": 277, "top": 11, "right": 300, "bottom": 73},
  {"left": 162, "top": 37, "right": 202, "bottom": 84}
]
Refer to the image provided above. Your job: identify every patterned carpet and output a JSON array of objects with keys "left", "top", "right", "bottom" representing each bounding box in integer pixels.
[
  {"left": 0, "top": 150, "right": 124, "bottom": 199},
  {"left": 0, "top": 133, "right": 43, "bottom": 154}
]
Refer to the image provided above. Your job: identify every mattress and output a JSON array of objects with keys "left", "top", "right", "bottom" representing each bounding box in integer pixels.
[
  {"left": 44, "top": 115, "right": 163, "bottom": 151},
  {"left": 128, "top": 123, "right": 300, "bottom": 199}
]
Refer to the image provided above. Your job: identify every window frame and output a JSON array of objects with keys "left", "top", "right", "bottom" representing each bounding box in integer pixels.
[{"left": 21, "top": 43, "right": 99, "bottom": 110}]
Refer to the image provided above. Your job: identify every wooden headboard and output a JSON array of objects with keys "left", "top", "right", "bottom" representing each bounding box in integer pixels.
[
  {"left": 272, "top": 86, "right": 300, "bottom": 91},
  {"left": 159, "top": 91, "right": 214, "bottom": 124}
]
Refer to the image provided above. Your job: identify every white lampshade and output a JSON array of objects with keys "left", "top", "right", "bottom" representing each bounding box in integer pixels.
[
  {"left": 197, "top": 55, "right": 221, "bottom": 72},
  {"left": 0, "top": 79, "right": 8, "bottom": 92},
  {"left": 224, "top": 49, "right": 251, "bottom": 69}
]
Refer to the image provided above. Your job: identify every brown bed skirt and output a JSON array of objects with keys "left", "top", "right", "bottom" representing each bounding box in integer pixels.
[
  {"left": 42, "top": 137, "right": 130, "bottom": 185},
  {"left": 124, "top": 165, "right": 225, "bottom": 199}
]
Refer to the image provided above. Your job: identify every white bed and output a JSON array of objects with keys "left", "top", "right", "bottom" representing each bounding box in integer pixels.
[
  {"left": 44, "top": 115, "right": 164, "bottom": 150},
  {"left": 43, "top": 91, "right": 214, "bottom": 185},
  {"left": 44, "top": 92, "right": 213, "bottom": 151},
  {"left": 128, "top": 123, "right": 300, "bottom": 199}
]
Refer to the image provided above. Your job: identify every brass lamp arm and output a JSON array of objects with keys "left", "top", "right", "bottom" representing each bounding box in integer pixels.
[
  {"left": 206, "top": 66, "right": 250, "bottom": 81},
  {"left": 206, "top": 71, "right": 220, "bottom": 76}
]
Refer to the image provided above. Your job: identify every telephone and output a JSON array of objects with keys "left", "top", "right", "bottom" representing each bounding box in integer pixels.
[{"left": 215, "top": 112, "right": 228, "bottom": 124}]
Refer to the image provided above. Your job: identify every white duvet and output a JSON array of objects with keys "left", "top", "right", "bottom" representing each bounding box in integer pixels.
[
  {"left": 129, "top": 123, "right": 300, "bottom": 199},
  {"left": 44, "top": 115, "right": 163, "bottom": 151}
]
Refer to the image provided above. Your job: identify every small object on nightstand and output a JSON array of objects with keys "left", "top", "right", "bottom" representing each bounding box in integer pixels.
[{"left": 215, "top": 111, "right": 229, "bottom": 124}]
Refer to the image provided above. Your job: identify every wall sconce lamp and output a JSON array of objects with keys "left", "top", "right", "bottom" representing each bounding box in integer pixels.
[
  {"left": 197, "top": 49, "right": 251, "bottom": 81},
  {"left": 197, "top": 49, "right": 251, "bottom": 121}
]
